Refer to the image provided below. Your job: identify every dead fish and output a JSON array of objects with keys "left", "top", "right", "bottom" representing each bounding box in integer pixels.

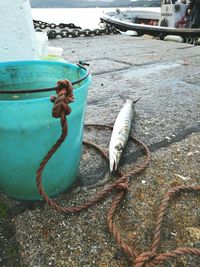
[{"left": 109, "top": 98, "right": 139, "bottom": 172}]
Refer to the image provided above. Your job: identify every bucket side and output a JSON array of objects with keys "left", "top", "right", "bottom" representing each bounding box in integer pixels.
[{"left": 0, "top": 61, "right": 91, "bottom": 200}]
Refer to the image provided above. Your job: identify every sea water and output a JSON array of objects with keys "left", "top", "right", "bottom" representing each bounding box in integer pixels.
[{"left": 31, "top": 7, "right": 128, "bottom": 29}]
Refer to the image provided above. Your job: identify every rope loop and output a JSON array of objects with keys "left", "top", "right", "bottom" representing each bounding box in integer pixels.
[
  {"left": 134, "top": 252, "right": 157, "bottom": 267},
  {"left": 51, "top": 79, "right": 74, "bottom": 118}
]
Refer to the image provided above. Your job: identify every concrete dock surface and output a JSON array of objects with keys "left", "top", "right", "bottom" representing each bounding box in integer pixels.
[{"left": 0, "top": 34, "right": 200, "bottom": 267}]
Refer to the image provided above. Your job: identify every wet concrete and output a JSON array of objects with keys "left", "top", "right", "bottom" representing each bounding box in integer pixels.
[{"left": 0, "top": 34, "right": 200, "bottom": 266}]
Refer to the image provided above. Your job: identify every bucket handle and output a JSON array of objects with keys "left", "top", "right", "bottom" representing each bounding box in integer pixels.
[{"left": 0, "top": 61, "right": 90, "bottom": 95}]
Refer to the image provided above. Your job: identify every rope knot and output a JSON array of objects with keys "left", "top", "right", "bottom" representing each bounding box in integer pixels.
[
  {"left": 51, "top": 79, "right": 74, "bottom": 118},
  {"left": 116, "top": 181, "right": 129, "bottom": 192},
  {"left": 134, "top": 252, "right": 157, "bottom": 267}
]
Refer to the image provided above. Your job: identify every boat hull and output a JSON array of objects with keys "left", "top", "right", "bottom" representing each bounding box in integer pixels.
[{"left": 101, "top": 9, "right": 200, "bottom": 41}]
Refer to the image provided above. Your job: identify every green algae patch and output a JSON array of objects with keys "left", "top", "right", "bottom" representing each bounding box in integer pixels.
[{"left": 0, "top": 201, "right": 9, "bottom": 219}]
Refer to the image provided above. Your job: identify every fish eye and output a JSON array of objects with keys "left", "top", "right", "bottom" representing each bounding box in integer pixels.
[{"left": 115, "top": 144, "right": 123, "bottom": 151}]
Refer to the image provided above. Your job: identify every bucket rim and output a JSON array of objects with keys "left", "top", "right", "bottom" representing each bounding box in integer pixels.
[
  {"left": 0, "top": 60, "right": 91, "bottom": 103},
  {"left": 0, "top": 59, "right": 82, "bottom": 67}
]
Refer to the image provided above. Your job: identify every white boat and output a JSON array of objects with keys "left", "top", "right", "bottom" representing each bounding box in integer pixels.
[{"left": 100, "top": 0, "right": 200, "bottom": 43}]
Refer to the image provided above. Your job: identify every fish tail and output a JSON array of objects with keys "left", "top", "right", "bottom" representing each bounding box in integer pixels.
[{"left": 119, "top": 94, "right": 141, "bottom": 104}]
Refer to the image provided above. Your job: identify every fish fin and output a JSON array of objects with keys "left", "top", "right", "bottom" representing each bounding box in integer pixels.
[{"left": 133, "top": 97, "right": 141, "bottom": 104}]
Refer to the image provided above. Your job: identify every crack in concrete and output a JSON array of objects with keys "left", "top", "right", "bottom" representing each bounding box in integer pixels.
[
  {"left": 92, "top": 60, "right": 194, "bottom": 77},
  {"left": 176, "top": 45, "right": 196, "bottom": 50},
  {"left": 92, "top": 57, "right": 133, "bottom": 66},
  {"left": 108, "top": 59, "right": 132, "bottom": 66},
  {"left": 92, "top": 66, "right": 131, "bottom": 76}
]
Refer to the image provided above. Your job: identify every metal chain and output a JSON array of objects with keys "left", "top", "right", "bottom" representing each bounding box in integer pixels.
[
  {"left": 33, "top": 19, "right": 119, "bottom": 39},
  {"left": 33, "top": 19, "right": 82, "bottom": 30}
]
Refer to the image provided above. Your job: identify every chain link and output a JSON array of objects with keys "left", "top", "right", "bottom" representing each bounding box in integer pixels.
[
  {"left": 33, "top": 19, "right": 119, "bottom": 39},
  {"left": 33, "top": 19, "right": 82, "bottom": 30}
]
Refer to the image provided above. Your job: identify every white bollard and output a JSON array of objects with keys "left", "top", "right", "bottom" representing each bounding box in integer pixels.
[{"left": 0, "top": 0, "right": 38, "bottom": 61}]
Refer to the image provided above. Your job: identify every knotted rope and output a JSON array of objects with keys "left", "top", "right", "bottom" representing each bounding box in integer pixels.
[
  {"left": 36, "top": 79, "right": 74, "bottom": 207},
  {"left": 108, "top": 184, "right": 200, "bottom": 267},
  {"left": 36, "top": 81, "right": 200, "bottom": 266},
  {"left": 51, "top": 79, "right": 74, "bottom": 118}
]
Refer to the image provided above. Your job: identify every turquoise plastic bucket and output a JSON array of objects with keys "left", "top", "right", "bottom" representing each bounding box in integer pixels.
[{"left": 0, "top": 60, "right": 91, "bottom": 200}]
